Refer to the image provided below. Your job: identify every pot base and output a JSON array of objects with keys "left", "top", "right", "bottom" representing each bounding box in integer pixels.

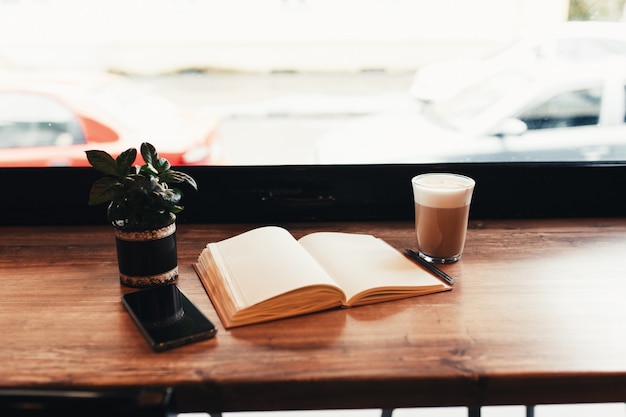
[{"left": 119, "top": 266, "right": 178, "bottom": 288}]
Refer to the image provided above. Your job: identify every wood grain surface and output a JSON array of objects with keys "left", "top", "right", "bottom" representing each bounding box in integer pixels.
[{"left": 1, "top": 219, "right": 625, "bottom": 412}]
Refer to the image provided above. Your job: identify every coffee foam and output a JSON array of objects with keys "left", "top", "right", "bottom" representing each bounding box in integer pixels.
[{"left": 412, "top": 173, "right": 475, "bottom": 208}]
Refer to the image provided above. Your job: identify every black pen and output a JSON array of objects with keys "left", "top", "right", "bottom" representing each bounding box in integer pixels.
[{"left": 404, "top": 249, "right": 455, "bottom": 286}]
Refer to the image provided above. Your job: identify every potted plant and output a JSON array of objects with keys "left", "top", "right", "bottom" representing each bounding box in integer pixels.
[{"left": 86, "top": 142, "right": 197, "bottom": 287}]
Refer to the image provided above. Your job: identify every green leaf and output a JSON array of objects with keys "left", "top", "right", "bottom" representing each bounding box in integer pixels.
[
  {"left": 115, "top": 148, "right": 137, "bottom": 177},
  {"left": 88, "top": 177, "right": 120, "bottom": 205},
  {"left": 155, "top": 188, "right": 182, "bottom": 205},
  {"left": 138, "top": 164, "right": 158, "bottom": 177},
  {"left": 85, "top": 150, "right": 117, "bottom": 176},
  {"left": 153, "top": 157, "right": 171, "bottom": 173},
  {"left": 140, "top": 142, "right": 158, "bottom": 167},
  {"left": 160, "top": 170, "right": 198, "bottom": 190},
  {"left": 124, "top": 174, "right": 153, "bottom": 193},
  {"left": 169, "top": 205, "right": 184, "bottom": 214}
]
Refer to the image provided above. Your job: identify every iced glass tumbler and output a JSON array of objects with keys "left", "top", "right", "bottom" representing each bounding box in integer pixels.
[{"left": 411, "top": 173, "right": 475, "bottom": 263}]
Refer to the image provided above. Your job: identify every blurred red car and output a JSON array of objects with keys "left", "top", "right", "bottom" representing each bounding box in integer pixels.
[{"left": 0, "top": 71, "right": 227, "bottom": 167}]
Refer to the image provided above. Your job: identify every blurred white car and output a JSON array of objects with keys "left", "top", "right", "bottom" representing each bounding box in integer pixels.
[
  {"left": 410, "top": 21, "right": 626, "bottom": 103},
  {"left": 316, "top": 60, "right": 626, "bottom": 164}
]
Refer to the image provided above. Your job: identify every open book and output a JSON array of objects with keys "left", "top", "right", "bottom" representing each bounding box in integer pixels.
[{"left": 194, "top": 226, "right": 451, "bottom": 328}]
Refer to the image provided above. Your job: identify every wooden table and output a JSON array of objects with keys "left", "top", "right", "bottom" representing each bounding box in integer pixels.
[{"left": 1, "top": 219, "right": 626, "bottom": 413}]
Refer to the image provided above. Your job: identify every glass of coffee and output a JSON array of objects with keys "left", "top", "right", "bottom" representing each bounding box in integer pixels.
[{"left": 411, "top": 173, "right": 475, "bottom": 264}]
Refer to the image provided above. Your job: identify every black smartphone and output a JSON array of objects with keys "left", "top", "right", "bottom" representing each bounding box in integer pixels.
[{"left": 122, "top": 284, "right": 217, "bottom": 352}]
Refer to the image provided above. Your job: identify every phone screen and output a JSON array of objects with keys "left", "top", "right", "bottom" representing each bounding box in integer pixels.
[{"left": 122, "top": 284, "right": 217, "bottom": 351}]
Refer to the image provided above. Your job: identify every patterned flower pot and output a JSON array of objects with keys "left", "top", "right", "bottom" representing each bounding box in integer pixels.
[{"left": 114, "top": 215, "right": 178, "bottom": 288}]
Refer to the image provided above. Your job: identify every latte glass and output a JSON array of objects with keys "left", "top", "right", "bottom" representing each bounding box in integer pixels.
[{"left": 411, "top": 173, "right": 475, "bottom": 263}]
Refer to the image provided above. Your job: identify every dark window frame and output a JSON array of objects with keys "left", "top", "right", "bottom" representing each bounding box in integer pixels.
[{"left": 4, "top": 161, "right": 626, "bottom": 226}]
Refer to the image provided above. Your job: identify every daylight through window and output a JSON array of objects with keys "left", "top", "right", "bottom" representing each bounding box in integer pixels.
[{"left": 0, "top": 0, "right": 625, "bottom": 166}]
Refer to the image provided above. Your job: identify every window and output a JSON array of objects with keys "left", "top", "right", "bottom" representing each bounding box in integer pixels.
[
  {"left": 3, "top": 1, "right": 626, "bottom": 225},
  {"left": 622, "top": 86, "right": 626, "bottom": 123},
  {"left": 2, "top": 0, "right": 626, "bottom": 166}
]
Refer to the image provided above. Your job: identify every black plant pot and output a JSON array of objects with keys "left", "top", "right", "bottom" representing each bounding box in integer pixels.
[{"left": 114, "top": 215, "right": 178, "bottom": 288}]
